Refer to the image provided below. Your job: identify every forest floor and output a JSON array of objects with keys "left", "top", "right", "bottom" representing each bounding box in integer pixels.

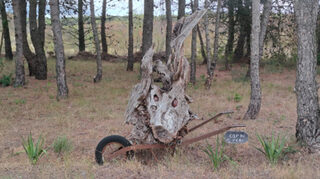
[{"left": 1, "top": 59, "right": 320, "bottom": 179}]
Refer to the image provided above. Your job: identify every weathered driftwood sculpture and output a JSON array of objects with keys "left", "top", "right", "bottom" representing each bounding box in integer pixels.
[{"left": 125, "top": 9, "right": 207, "bottom": 144}]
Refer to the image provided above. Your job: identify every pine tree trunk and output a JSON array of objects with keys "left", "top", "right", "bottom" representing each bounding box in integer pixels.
[
  {"left": 224, "top": 0, "right": 235, "bottom": 70},
  {"left": 101, "top": 0, "right": 108, "bottom": 53},
  {"left": 243, "top": 0, "right": 261, "bottom": 120},
  {"left": 127, "top": 0, "right": 134, "bottom": 71},
  {"left": 205, "top": 0, "right": 221, "bottom": 89},
  {"left": 165, "top": 0, "right": 172, "bottom": 63},
  {"left": 198, "top": 25, "right": 208, "bottom": 65},
  {"left": 142, "top": 0, "right": 154, "bottom": 55},
  {"left": 0, "top": 0, "right": 13, "bottom": 60},
  {"left": 12, "top": 0, "right": 25, "bottom": 87},
  {"left": 259, "top": 0, "right": 272, "bottom": 59},
  {"left": 294, "top": 0, "right": 320, "bottom": 152},
  {"left": 20, "top": 0, "right": 36, "bottom": 76},
  {"left": 190, "top": 0, "right": 198, "bottom": 85},
  {"left": 78, "top": 0, "right": 85, "bottom": 52},
  {"left": 29, "top": 0, "right": 47, "bottom": 80},
  {"left": 90, "top": 0, "right": 102, "bottom": 83},
  {"left": 178, "top": 0, "right": 185, "bottom": 20},
  {"left": 49, "top": 0, "right": 68, "bottom": 99},
  {"left": 204, "top": 0, "right": 211, "bottom": 89}
]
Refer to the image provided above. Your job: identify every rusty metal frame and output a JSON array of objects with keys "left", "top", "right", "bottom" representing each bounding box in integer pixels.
[{"left": 105, "top": 111, "right": 245, "bottom": 160}]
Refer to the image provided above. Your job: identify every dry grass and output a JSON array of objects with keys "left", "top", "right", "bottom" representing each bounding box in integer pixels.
[{"left": 0, "top": 59, "right": 320, "bottom": 179}]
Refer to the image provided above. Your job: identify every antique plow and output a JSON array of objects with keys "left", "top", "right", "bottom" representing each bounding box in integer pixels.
[{"left": 95, "top": 111, "right": 245, "bottom": 165}]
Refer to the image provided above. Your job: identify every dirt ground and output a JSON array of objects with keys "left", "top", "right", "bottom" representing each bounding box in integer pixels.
[{"left": 1, "top": 59, "right": 320, "bottom": 179}]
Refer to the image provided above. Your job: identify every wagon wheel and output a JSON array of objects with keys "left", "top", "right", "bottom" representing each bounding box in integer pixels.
[{"left": 95, "top": 135, "right": 134, "bottom": 165}]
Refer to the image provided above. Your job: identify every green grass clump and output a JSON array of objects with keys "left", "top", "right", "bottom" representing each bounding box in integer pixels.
[
  {"left": 22, "top": 132, "right": 47, "bottom": 165},
  {"left": 53, "top": 136, "right": 73, "bottom": 156},
  {"left": 204, "top": 137, "right": 234, "bottom": 171},
  {"left": 256, "top": 134, "right": 286, "bottom": 165},
  {"left": 0, "top": 74, "right": 12, "bottom": 87}
]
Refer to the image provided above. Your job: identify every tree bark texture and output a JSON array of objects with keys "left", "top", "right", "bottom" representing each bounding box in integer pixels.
[
  {"left": 205, "top": 0, "right": 221, "bottom": 89},
  {"left": 294, "top": 0, "right": 320, "bottom": 152},
  {"left": 29, "top": 0, "right": 47, "bottom": 80},
  {"left": 78, "top": 0, "right": 85, "bottom": 52},
  {"left": 259, "top": 0, "right": 272, "bottom": 59},
  {"left": 12, "top": 0, "right": 25, "bottom": 87},
  {"left": 127, "top": 0, "right": 134, "bottom": 71},
  {"left": 190, "top": 0, "right": 198, "bottom": 85},
  {"left": 224, "top": 0, "right": 235, "bottom": 70},
  {"left": 165, "top": 0, "right": 172, "bottom": 63},
  {"left": 20, "top": 0, "right": 36, "bottom": 76},
  {"left": 178, "top": 0, "right": 185, "bottom": 20},
  {"left": 204, "top": 0, "right": 211, "bottom": 89},
  {"left": 243, "top": 0, "right": 261, "bottom": 120},
  {"left": 142, "top": 0, "right": 154, "bottom": 55},
  {"left": 0, "top": 0, "right": 13, "bottom": 60},
  {"left": 101, "top": 0, "right": 108, "bottom": 53},
  {"left": 50, "top": 0, "right": 69, "bottom": 99},
  {"left": 90, "top": 0, "right": 102, "bottom": 83}
]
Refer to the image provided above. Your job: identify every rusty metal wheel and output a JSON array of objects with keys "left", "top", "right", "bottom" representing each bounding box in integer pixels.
[{"left": 95, "top": 135, "right": 134, "bottom": 165}]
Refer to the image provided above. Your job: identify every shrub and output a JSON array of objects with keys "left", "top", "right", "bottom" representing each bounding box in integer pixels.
[
  {"left": 234, "top": 93, "right": 242, "bottom": 102},
  {"left": 255, "top": 134, "right": 286, "bottom": 165},
  {"left": 53, "top": 136, "right": 73, "bottom": 156},
  {"left": 0, "top": 74, "right": 12, "bottom": 87},
  {"left": 204, "top": 137, "right": 235, "bottom": 171},
  {"left": 22, "top": 132, "right": 47, "bottom": 165}
]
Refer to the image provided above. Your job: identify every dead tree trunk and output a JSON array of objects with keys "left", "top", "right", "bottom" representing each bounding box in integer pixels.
[
  {"left": 49, "top": 0, "right": 68, "bottom": 99},
  {"left": 205, "top": 0, "right": 221, "bottom": 89},
  {"left": 20, "top": 0, "right": 36, "bottom": 76},
  {"left": 90, "top": 0, "right": 102, "bottom": 83},
  {"left": 101, "top": 0, "right": 108, "bottom": 53},
  {"left": 127, "top": 0, "right": 134, "bottom": 71},
  {"left": 126, "top": 9, "right": 207, "bottom": 144},
  {"left": 294, "top": 0, "right": 320, "bottom": 152},
  {"left": 243, "top": 0, "right": 261, "bottom": 120},
  {"left": 224, "top": 0, "right": 235, "bottom": 70},
  {"left": 198, "top": 25, "right": 208, "bottom": 65},
  {"left": 0, "top": 0, "right": 13, "bottom": 60},
  {"left": 190, "top": 0, "right": 198, "bottom": 85},
  {"left": 165, "top": 0, "right": 172, "bottom": 63},
  {"left": 29, "top": 0, "right": 47, "bottom": 80},
  {"left": 78, "top": 0, "right": 85, "bottom": 52},
  {"left": 12, "top": 0, "right": 25, "bottom": 87},
  {"left": 178, "top": 0, "right": 185, "bottom": 20}
]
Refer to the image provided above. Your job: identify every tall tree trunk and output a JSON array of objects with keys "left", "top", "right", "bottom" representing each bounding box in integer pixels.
[
  {"left": 12, "top": 0, "right": 25, "bottom": 87},
  {"left": 205, "top": 0, "right": 221, "bottom": 89},
  {"left": 78, "top": 0, "right": 85, "bottom": 52},
  {"left": 224, "top": 0, "right": 235, "bottom": 70},
  {"left": 190, "top": 0, "right": 198, "bottom": 85},
  {"left": 165, "top": 0, "right": 172, "bottom": 63},
  {"left": 90, "top": 0, "right": 102, "bottom": 83},
  {"left": 233, "top": 0, "right": 245, "bottom": 61},
  {"left": 101, "top": 0, "right": 108, "bottom": 53},
  {"left": 178, "top": 0, "right": 185, "bottom": 20},
  {"left": 198, "top": 25, "right": 208, "bottom": 65},
  {"left": 0, "top": 0, "right": 13, "bottom": 60},
  {"left": 259, "top": 0, "right": 272, "bottom": 59},
  {"left": 204, "top": 0, "right": 211, "bottom": 89},
  {"left": 142, "top": 0, "right": 154, "bottom": 55},
  {"left": 294, "top": 0, "right": 320, "bottom": 152},
  {"left": 243, "top": 0, "right": 261, "bottom": 120},
  {"left": 20, "top": 0, "right": 36, "bottom": 76},
  {"left": 29, "top": 0, "right": 47, "bottom": 80},
  {"left": 49, "top": 0, "right": 68, "bottom": 99},
  {"left": 127, "top": 0, "right": 134, "bottom": 71}
]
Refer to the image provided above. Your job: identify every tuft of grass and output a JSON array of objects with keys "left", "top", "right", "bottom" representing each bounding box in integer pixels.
[
  {"left": 22, "top": 132, "right": 47, "bottom": 165},
  {"left": 53, "top": 136, "right": 73, "bottom": 156},
  {"left": 255, "top": 134, "right": 286, "bottom": 165},
  {"left": 0, "top": 73, "right": 12, "bottom": 87},
  {"left": 203, "top": 137, "right": 235, "bottom": 171},
  {"left": 233, "top": 93, "right": 242, "bottom": 102}
]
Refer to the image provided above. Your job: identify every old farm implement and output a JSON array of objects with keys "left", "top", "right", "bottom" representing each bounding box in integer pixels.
[{"left": 95, "top": 8, "right": 245, "bottom": 165}]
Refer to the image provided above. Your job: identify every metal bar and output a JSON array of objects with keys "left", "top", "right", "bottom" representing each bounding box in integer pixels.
[
  {"left": 180, "top": 124, "right": 245, "bottom": 146},
  {"left": 188, "top": 111, "right": 234, "bottom": 133}
]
